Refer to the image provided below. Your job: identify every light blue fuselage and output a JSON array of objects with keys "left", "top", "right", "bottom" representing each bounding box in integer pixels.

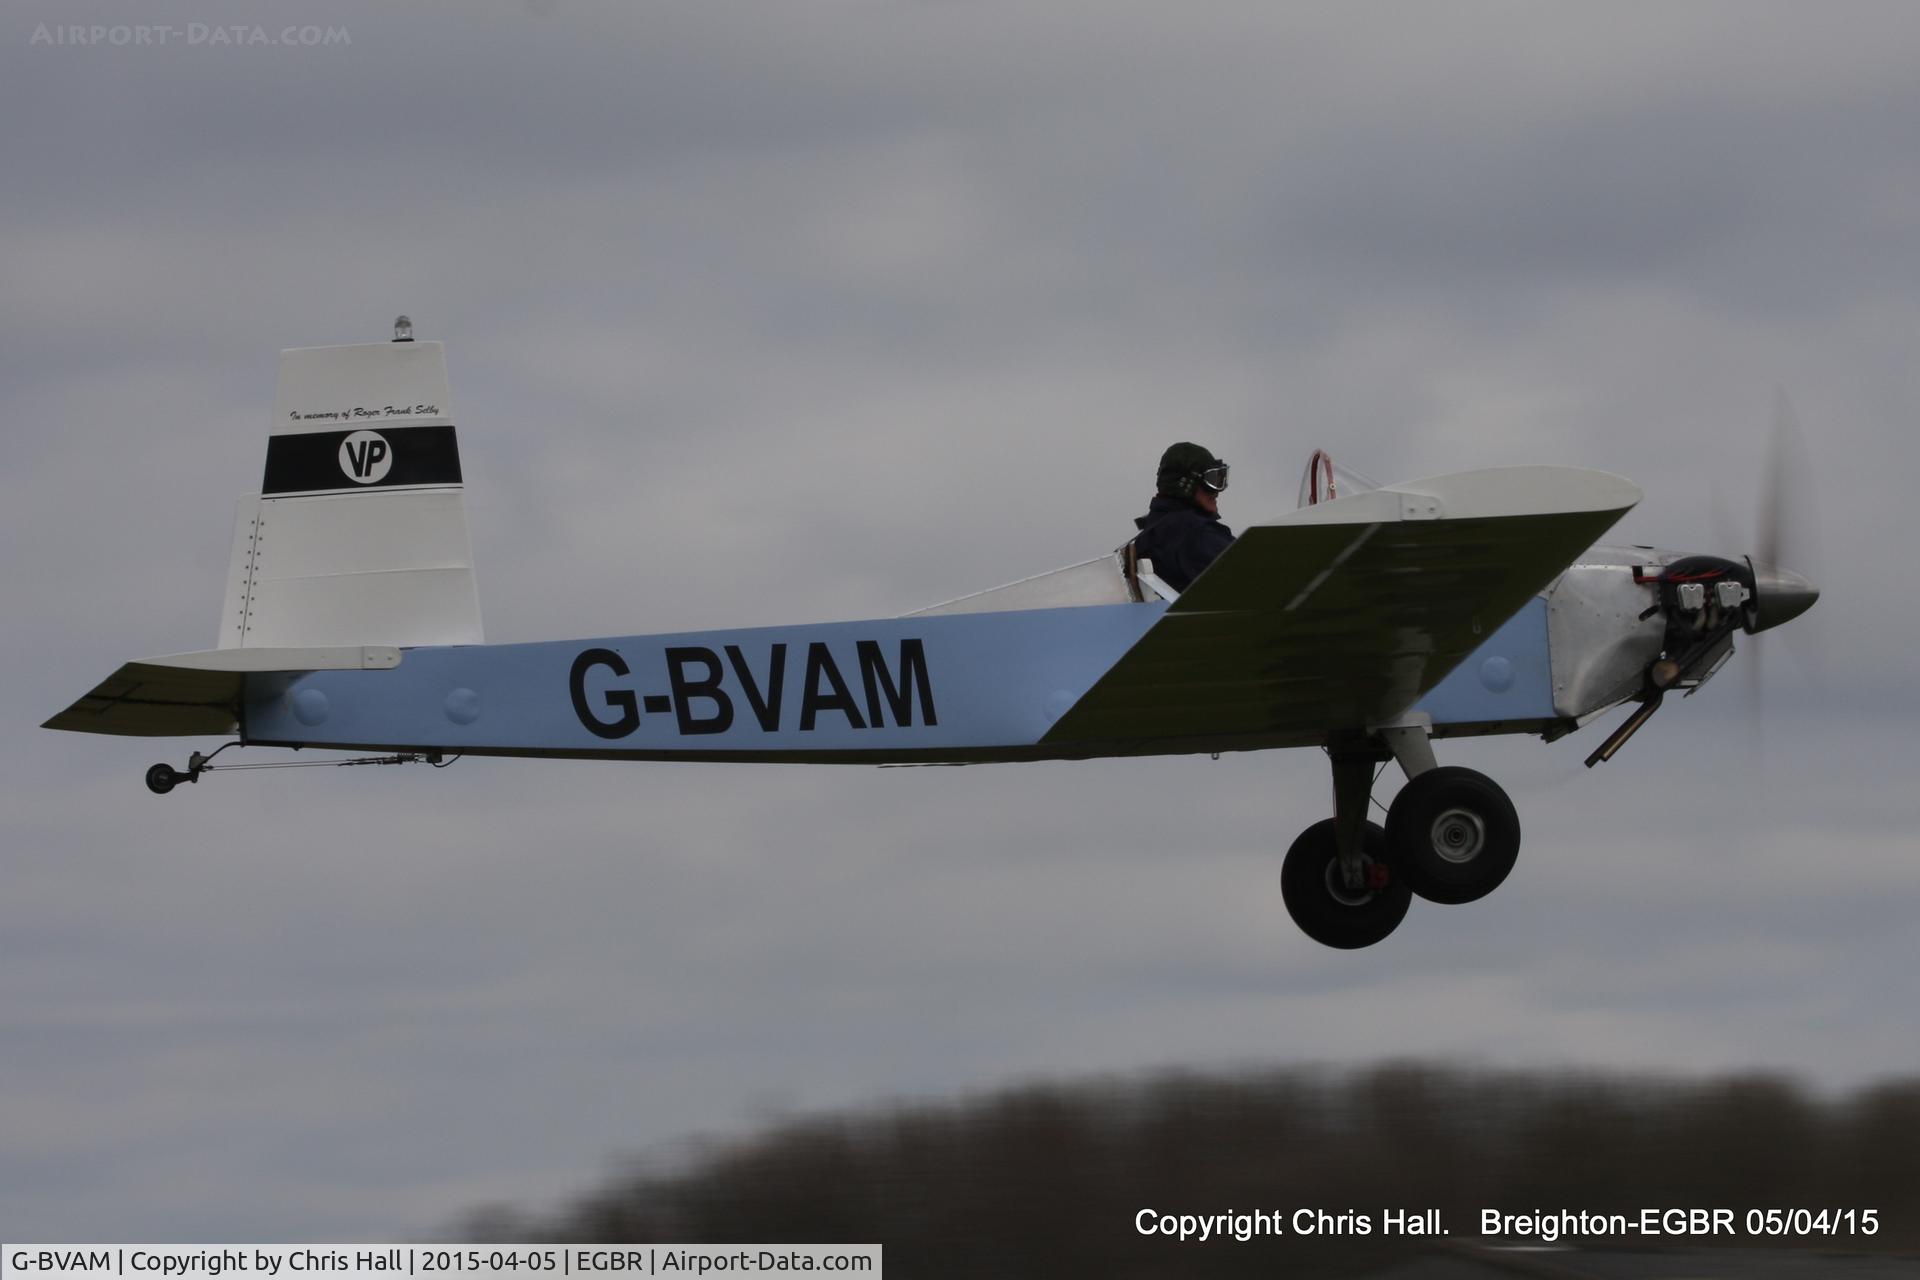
[{"left": 243, "top": 598, "right": 1557, "bottom": 763}]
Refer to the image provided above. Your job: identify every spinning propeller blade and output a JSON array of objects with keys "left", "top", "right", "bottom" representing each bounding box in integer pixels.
[{"left": 1743, "top": 391, "right": 1822, "bottom": 726}]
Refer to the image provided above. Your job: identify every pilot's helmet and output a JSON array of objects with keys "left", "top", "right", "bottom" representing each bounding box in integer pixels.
[{"left": 1157, "top": 442, "right": 1230, "bottom": 499}]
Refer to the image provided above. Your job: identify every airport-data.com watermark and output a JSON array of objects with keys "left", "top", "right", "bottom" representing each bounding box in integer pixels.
[{"left": 29, "top": 23, "right": 349, "bottom": 48}]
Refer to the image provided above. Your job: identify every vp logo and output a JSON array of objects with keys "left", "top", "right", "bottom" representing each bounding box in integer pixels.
[{"left": 338, "top": 430, "right": 393, "bottom": 484}]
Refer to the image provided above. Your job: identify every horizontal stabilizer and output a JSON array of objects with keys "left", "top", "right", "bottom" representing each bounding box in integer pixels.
[{"left": 43, "top": 646, "right": 401, "bottom": 738}]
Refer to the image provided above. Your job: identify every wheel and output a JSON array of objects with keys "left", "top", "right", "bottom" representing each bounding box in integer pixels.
[
  {"left": 1281, "top": 818, "right": 1412, "bottom": 949},
  {"left": 144, "top": 763, "right": 178, "bottom": 795},
  {"left": 1385, "top": 766, "right": 1520, "bottom": 905}
]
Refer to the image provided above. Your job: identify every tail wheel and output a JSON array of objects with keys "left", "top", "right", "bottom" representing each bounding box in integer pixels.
[
  {"left": 1280, "top": 818, "right": 1411, "bottom": 949},
  {"left": 144, "top": 763, "right": 179, "bottom": 795},
  {"left": 1386, "top": 766, "right": 1520, "bottom": 904}
]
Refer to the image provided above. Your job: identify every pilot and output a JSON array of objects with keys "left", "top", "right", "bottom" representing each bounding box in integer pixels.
[{"left": 1133, "top": 442, "right": 1235, "bottom": 593}]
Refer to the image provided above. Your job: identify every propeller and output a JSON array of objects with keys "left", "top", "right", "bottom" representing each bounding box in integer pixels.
[
  {"left": 1736, "top": 391, "right": 1822, "bottom": 738},
  {"left": 1591, "top": 398, "right": 1819, "bottom": 770}
]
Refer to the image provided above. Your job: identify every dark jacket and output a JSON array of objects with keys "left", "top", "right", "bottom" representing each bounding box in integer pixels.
[{"left": 1132, "top": 494, "right": 1235, "bottom": 592}]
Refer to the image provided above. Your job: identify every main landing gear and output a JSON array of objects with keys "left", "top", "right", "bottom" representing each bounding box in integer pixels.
[
  {"left": 1387, "top": 766, "right": 1519, "bottom": 905},
  {"left": 1280, "top": 726, "right": 1521, "bottom": 948},
  {"left": 1280, "top": 817, "right": 1409, "bottom": 950}
]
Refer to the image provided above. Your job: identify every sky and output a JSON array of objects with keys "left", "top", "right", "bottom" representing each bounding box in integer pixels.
[{"left": 4, "top": 0, "right": 1919, "bottom": 1241}]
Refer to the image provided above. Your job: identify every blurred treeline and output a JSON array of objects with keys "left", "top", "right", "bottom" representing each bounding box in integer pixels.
[{"left": 455, "top": 1063, "right": 1920, "bottom": 1277}]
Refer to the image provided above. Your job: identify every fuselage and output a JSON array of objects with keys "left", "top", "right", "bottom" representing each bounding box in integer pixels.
[{"left": 241, "top": 589, "right": 1577, "bottom": 765}]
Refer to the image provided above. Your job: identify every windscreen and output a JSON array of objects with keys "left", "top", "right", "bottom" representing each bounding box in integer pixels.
[{"left": 1297, "top": 448, "right": 1382, "bottom": 508}]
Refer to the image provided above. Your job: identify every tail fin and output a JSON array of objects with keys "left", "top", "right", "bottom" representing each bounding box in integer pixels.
[{"left": 219, "top": 338, "right": 483, "bottom": 648}]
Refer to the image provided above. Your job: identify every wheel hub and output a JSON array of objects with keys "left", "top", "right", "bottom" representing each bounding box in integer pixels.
[
  {"left": 1429, "top": 808, "right": 1486, "bottom": 863},
  {"left": 1322, "top": 858, "right": 1378, "bottom": 907}
]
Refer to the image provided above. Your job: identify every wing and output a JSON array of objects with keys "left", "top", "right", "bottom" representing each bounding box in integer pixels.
[{"left": 1043, "top": 466, "right": 1640, "bottom": 750}]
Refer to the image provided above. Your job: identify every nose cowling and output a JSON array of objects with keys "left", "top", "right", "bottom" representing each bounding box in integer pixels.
[{"left": 1744, "top": 560, "right": 1819, "bottom": 633}]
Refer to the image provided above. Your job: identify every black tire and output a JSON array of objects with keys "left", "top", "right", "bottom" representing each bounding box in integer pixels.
[
  {"left": 1385, "top": 766, "right": 1520, "bottom": 905},
  {"left": 145, "top": 763, "right": 177, "bottom": 795},
  {"left": 1280, "top": 818, "right": 1412, "bottom": 949}
]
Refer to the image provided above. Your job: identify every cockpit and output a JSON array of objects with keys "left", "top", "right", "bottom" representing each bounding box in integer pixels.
[{"left": 906, "top": 450, "right": 1378, "bottom": 617}]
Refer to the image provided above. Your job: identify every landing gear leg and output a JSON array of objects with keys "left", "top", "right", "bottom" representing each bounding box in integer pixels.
[
  {"left": 1330, "top": 748, "right": 1377, "bottom": 893},
  {"left": 1280, "top": 746, "right": 1411, "bottom": 949},
  {"left": 1377, "top": 722, "right": 1437, "bottom": 782}
]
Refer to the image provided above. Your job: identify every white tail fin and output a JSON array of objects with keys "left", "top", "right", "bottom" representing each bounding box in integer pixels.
[{"left": 218, "top": 339, "right": 483, "bottom": 649}]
